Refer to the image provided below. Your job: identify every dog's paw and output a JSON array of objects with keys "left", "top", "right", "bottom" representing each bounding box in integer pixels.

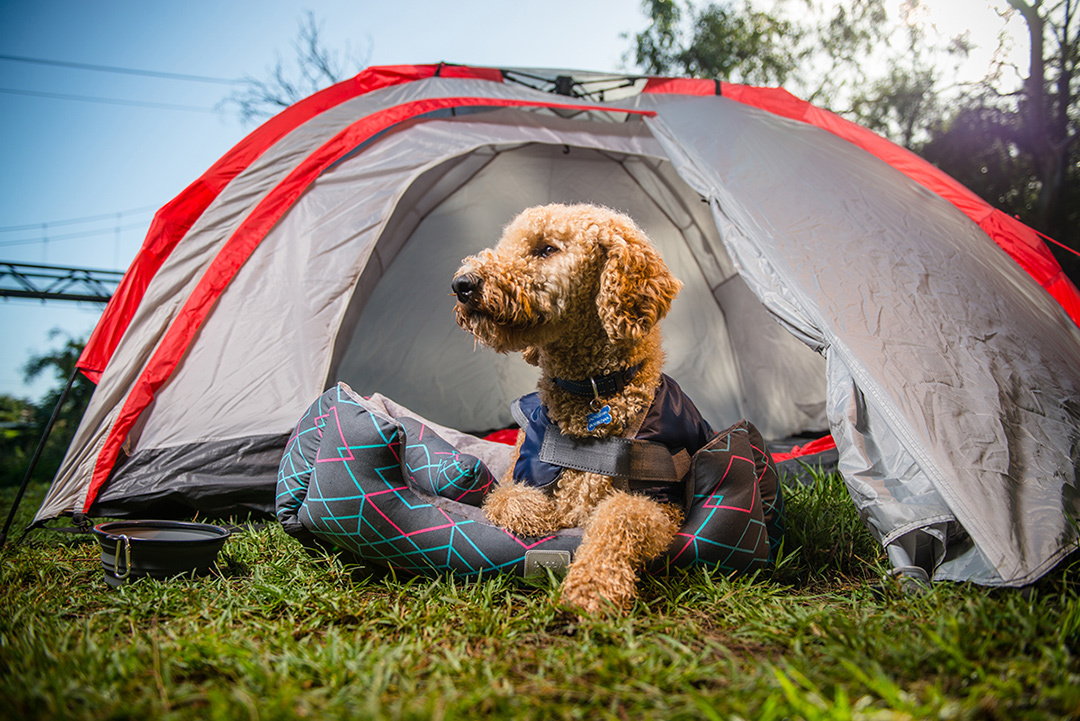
[
  {"left": 482, "top": 482, "right": 557, "bottom": 537},
  {"left": 558, "top": 560, "right": 637, "bottom": 616}
]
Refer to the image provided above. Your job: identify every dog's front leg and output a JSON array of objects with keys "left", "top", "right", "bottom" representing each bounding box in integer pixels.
[
  {"left": 559, "top": 491, "right": 682, "bottom": 614},
  {"left": 482, "top": 479, "right": 558, "bottom": 537},
  {"left": 482, "top": 432, "right": 558, "bottom": 536}
]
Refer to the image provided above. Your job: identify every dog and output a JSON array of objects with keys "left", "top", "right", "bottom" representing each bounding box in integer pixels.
[{"left": 452, "top": 203, "right": 713, "bottom": 613}]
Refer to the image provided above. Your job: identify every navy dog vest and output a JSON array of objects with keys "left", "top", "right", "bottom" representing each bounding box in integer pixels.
[{"left": 512, "top": 374, "right": 714, "bottom": 505}]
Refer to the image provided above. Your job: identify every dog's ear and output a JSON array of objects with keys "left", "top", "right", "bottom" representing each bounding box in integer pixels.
[
  {"left": 596, "top": 219, "right": 682, "bottom": 342},
  {"left": 521, "top": 346, "right": 540, "bottom": 366}
]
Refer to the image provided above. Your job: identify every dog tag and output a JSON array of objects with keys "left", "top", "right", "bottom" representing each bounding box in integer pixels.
[
  {"left": 524, "top": 550, "right": 571, "bottom": 578},
  {"left": 586, "top": 405, "right": 612, "bottom": 431}
]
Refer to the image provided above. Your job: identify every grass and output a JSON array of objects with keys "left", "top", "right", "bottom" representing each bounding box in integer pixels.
[{"left": 2, "top": 469, "right": 1079, "bottom": 720}]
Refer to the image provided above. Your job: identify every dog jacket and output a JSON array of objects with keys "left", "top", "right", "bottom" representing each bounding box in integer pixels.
[{"left": 511, "top": 374, "right": 714, "bottom": 505}]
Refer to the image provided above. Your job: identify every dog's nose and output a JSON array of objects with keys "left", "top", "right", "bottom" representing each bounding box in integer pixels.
[{"left": 452, "top": 274, "right": 482, "bottom": 305}]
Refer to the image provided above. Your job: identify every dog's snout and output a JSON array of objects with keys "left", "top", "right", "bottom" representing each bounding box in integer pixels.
[{"left": 452, "top": 273, "right": 483, "bottom": 305}]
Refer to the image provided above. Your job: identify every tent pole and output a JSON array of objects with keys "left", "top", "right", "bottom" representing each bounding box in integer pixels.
[{"left": 0, "top": 368, "right": 77, "bottom": 548}]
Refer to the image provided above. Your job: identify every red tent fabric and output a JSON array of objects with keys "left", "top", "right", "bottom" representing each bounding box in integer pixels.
[{"left": 82, "top": 66, "right": 1079, "bottom": 386}]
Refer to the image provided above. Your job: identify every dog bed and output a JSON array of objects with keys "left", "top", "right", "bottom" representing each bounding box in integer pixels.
[{"left": 277, "top": 383, "right": 784, "bottom": 578}]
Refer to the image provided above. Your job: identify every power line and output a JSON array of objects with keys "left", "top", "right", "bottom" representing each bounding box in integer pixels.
[
  {"left": 0, "top": 205, "right": 158, "bottom": 233},
  {"left": 0, "top": 52, "right": 241, "bottom": 85},
  {"left": 0, "top": 87, "right": 221, "bottom": 113},
  {"left": 0, "top": 221, "right": 149, "bottom": 248}
]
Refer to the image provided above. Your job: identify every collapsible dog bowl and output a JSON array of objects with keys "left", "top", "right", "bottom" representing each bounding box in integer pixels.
[{"left": 92, "top": 520, "right": 231, "bottom": 587}]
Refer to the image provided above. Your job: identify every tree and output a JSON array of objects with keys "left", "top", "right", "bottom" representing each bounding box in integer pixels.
[
  {"left": 793, "top": 0, "right": 889, "bottom": 107},
  {"left": 921, "top": 0, "right": 1079, "bottom": 280},
  {"left": 629, "top": 0, "right": 945, "bottom": 147},
  {"left": 0, "top": 394, "right": 35, "bottom": 487},
  {"left": 631, "top": 0, "right": 804, "bottom": 85},
  {"left": 842, "top": 1, "right": 965, "bottom": 150},
  {"left": 223, "top": 11, "right": 370, "bottom": 124},
  {"left": 1006, "top": 0, "right": 1078, "bottom": 250},
  {"left": 921, "top": 103, "right": 1038, "bottom": 218},
  {"left": 16, "top": 331, "right": 93, "bottom": 485}
]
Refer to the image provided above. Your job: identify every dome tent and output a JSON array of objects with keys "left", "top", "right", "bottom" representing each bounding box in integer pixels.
[{"left": 29, "top": 64, "right": 1080, "bottom": 587}]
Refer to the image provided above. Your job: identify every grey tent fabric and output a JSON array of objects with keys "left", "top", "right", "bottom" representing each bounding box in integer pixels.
[
  {"left": 643, "top": 99, "right": 1080, "bottom": 585},
  {"left": 35, "top": 67, "right": 1080, "bottom": 587}
]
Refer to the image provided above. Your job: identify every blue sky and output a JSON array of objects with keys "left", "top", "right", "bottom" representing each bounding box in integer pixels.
[{"left": 0, "top": 0, "right": 1023, "bottom": 401}]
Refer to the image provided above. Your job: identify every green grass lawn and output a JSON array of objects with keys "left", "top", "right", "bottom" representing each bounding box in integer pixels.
[{"left": 2, "top": 472, "right": 1078, "bottom": 720}]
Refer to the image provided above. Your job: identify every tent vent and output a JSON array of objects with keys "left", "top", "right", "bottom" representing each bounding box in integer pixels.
[{"left": 501, "top": 69, "right": 646, "bottom": 102}]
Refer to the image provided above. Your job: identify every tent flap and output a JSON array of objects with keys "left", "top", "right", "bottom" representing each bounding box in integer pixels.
[{"left": 92, "top": 433, "right": 288, "bottom": 519}]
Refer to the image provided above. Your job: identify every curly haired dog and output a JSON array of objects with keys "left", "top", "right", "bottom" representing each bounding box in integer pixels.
[{"left": 452, "top": 203, "right": 713, "bottom": 614}]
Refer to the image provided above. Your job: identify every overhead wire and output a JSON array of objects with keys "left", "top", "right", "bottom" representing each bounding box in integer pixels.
[
  {"left": 0, "top": 205, "right": 157, "bottom": 270},
  {"left": 0, "top": 205, "right": 159, "bottom": 233},
  {"left": 0, "top": 51, "right": 241, "bottom": 112},
  {"left": 0, "top": 221, "right": 150, "bottom": 248},
  {"left": 0, "top": 87, "right": 221, "bottom": 113},
  {"left": 0, "top": 54, "right": 224, "bottom": 252},
  {"left": 0, "top": 53, "right": 241, "bottom": 84}
]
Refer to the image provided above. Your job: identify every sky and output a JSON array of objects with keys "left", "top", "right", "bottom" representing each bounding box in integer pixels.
[{"left": 0, "top": 0, "right": 1026, "bottom": 402}]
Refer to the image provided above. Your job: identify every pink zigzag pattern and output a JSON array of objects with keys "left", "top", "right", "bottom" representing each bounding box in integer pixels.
[
  {"left": 367, "top": 496, "right": 456, "bottom": 539},
  {"left": 314, "top": 407, "right": 356, "bottom": 463},
  {"left": 499, "top": 528, "right": 559, "bottom": 550},
  {"left": 702, "top": 454, "right": 757, "bottom": 514}
]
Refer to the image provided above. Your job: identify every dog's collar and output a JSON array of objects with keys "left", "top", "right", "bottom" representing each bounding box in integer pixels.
[{"left": 552, "top": 363, "right": 643, "bottom": 398}]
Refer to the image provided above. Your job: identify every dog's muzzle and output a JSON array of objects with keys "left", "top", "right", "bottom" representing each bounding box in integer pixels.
[{"left": 452, "top": 273, "right": 483, "bottom": 307}]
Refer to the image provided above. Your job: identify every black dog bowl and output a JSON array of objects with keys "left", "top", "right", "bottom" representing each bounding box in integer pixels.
[{"left": 92, "top": 520, "right": 231, "bottom": 587}]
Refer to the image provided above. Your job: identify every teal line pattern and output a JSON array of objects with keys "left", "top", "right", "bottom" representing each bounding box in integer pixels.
[{"left": 276, "top": 387, "right": 785, "bottom": 578}]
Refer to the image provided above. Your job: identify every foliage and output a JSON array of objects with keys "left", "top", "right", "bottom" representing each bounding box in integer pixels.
[
  {"left": 924, "top": 0, "right": 1080, "bottom": 281},
  {"left": 921, "top": 102, "right": 1040, "bottom": 218},
  {"left": 0, "top": 394, "right": 35, "bottom": 488},
  {"left": 843, "top": 1, "right": 955, "bottom": 151},
  {"left": 21, "top": 331, "right": 92, "bottom": 485},
  {"left": 0, "top": 331, "right": 91, "bottom": 488},
  {"left": 631, "top": 0, "right": 804, "bottom": 85},
  {"left": 801, "top": 0, "right": 889, "bottom": 105},
  {"left": 3, "top": 473, "right": 1078, "bottom": 719}
]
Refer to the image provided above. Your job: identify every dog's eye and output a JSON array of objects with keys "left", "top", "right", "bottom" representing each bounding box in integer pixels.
[{"left": 533, "top": 243, "right": 560, "bottom": 259}]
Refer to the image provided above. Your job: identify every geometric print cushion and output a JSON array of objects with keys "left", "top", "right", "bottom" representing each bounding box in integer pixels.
[
  {"left": 665, "top": 420, "right": 785, "bottom": 571},
  {"left": 277, "top": 383, "right": 783, "bottom": 577},
  {"left": 276, "top": 383, "right": 580, "bottom": 575}
]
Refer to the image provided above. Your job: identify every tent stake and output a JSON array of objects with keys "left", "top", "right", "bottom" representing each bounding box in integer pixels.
[{"left": 0, "top": 368, "right": 77, "bottom": 548}]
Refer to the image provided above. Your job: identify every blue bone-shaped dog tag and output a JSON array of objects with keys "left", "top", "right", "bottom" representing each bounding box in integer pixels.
[{"left": 586, "top": 405, "right": 612, "bottom": 432}]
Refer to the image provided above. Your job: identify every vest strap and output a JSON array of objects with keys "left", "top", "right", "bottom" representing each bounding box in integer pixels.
[{"left": 538, "top": 425, "right": 683, "bottom": 482}]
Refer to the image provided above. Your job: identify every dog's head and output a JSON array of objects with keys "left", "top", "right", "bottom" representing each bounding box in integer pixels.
[{"left": 452, "top": 204, "right": 682, "bottom": 354}]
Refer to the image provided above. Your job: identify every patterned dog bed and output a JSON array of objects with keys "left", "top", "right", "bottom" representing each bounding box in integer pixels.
[{"left": 277, "top": 383, "right": 784, "bottom": 577}]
